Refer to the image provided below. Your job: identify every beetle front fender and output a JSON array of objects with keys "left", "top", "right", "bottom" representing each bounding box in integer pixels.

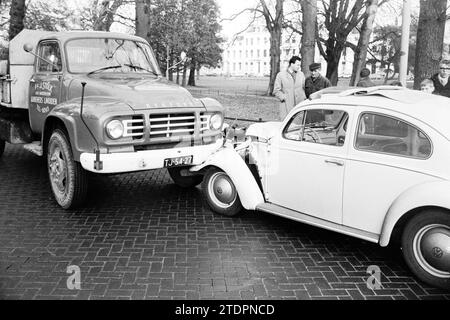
[
  {"left": 190, "top": 147, "right": 265, "bottom": 210},
  {"left": 379, "top": 180, "right": 450, "bottom": 247}
]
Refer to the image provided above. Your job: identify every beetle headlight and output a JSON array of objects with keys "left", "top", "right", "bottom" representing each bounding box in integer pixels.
[
  {"left": 106, "top": 120, "right": 124, "bottom": 139},
  {"left": 209, "top": 114, "right": 223, "bottom": 130}
]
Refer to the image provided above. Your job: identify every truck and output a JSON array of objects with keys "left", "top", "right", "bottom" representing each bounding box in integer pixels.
[{"left": 0, "top": 30, "right": 225, "bottom": 209}]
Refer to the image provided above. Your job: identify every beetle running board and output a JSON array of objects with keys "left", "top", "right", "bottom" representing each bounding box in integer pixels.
[{"left": 256, "top": 203, "right": 379, "bottom": 244}]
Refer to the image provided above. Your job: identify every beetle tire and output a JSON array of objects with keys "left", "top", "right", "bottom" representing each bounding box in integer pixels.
[
  {"left": 0, "top": 139, "right": 4, "bottom": 158},
  {"left": 47, "top": 129, "right": 88, "bottom": 209},
  {"left": 168, "top": 167, "right": 203, "bottom": 188},
  {"left": 202, "top": 167, "right": 243, "bottom": 217},
  {"left": 401, "top": 209, "right": 450, "bottom": 290}
]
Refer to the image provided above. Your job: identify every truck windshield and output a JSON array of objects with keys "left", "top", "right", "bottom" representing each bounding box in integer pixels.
[{"left": 66, "top": 38, "right": 162, "bottom": 76}]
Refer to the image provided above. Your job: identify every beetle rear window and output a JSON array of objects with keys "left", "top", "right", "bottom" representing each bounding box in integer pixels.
[{"left": 355, "top": 113, "right": 432, "bottom": 159}]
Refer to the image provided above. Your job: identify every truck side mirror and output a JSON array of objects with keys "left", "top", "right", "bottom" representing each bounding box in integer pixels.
[{"left": 23, "top": 43, "right": 34, "bottom": 53}]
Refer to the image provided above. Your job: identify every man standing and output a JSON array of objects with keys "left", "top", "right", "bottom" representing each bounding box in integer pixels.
[
  {"left": 356, "top": 68, "right": 375, "bottom": 87},
  {"left": 430, "top": 60, "right": 450, "bottom": 98},
  {"left": 305, "top": 63, "right": 331, "bottom": 99},
  {"left": 273, "top": 56, "right": 306, "bottom": 120}
]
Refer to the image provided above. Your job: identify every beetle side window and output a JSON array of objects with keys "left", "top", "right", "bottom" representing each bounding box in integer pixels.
[
  {"left": 302, "top": 109, "right": 348, "bottom": 146},
  {"left": 37, "top": 42, "right": 62, "bottom": 73},
  {"left": 355, "top": 113, "right": 432, "bottom": 159},
  {"left": 283, "top": 111, "right": 305, "bottom": 141}
]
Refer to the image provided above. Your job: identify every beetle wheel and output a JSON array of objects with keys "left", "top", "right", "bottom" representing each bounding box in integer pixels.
[{"left": 401, "top": 210, "right": 450, "bottom": 290}]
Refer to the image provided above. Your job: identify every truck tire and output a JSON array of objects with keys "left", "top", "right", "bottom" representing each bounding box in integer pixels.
[
  {"left": 0, "top": 139, "right": 4, "bottom": 158},
  {"left": 401, "top": 209, "right": 450, "bottom": 290},
  {"left": 168, "top": 167, "right": 203, "bottom": 188},
  {"left": 47, "top": 129, "right": 88, "bottom": 209},
  {"left": 201, "top": 167, "right": 243, "bottom": 217}
]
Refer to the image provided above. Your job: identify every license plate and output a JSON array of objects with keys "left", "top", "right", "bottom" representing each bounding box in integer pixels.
[{"left": 164, "top": 155, "right": 193, "bottom": 168}]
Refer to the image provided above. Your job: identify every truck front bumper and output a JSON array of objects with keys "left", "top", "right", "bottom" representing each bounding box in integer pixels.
[{"left": 79, "top": 139, "right": 223, "bottom": 174}]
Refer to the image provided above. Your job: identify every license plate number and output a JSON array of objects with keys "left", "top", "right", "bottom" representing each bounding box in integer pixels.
[{"left": 164, "top": 155, "right": 193, "bottom": 168}]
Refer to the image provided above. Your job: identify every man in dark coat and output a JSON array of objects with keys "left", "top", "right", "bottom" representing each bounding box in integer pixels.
[
  {"left": 356, "top": 68, "right": 375, "bottom": 87},
  {"left": 430, "top": 60, "right": 450, "bottom": 98},
  {"left": 305, "top": 63, "right": 331, "bottom": 99}
]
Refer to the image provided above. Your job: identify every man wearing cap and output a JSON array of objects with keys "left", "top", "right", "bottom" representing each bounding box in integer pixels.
[
  {"left": 430, "top": 60, "right": 450, "bottom": 98},
  {"left": 305, "top": 63, "right": 331, "bottom": 99},
  {"left": 356, "top": 68, "right": 375, "bottom": 87},
  {"left": 273, "top": 56, "right": 306, "bottom": 120}
]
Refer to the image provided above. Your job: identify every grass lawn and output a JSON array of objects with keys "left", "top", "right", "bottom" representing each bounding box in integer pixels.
[{"left": 186, "top": 75, "right": 414, "bottom": 127}]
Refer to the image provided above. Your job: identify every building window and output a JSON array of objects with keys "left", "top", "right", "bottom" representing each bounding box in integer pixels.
[
  {"left": 257, "top": 50, "right": 260, "bottom": 58},
  {"left": 264, "top": 50, "right": 267, "bottom": 57}
]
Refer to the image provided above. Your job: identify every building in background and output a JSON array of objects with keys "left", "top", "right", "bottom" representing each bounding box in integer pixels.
[{"left": 206, "top": 21, "right": 355, "bottom": 78}]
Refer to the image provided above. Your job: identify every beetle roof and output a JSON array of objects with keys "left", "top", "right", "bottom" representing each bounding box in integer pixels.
[{"left": 307, "top": 86, "right": 450, "bottom": 140}]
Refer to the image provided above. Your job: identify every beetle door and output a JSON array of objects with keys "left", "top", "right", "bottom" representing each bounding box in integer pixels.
[
  {"left": 29, "top": 41, "right": 63, "bottom": 134},
  {"left": 266, "top": 106, "right": 353, "bottom": 224},
  {"left": 343, "top": 110, "right": 436, "bottom": 234}
]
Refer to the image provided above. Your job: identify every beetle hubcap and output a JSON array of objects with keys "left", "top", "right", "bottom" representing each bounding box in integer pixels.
[
  {"left": 414, "top": 224, "right": 450, "bottom": 278},
  {"left": 49, "top": 146, "right": 68, "bottom": 194},
  {"left": 208, "top": 172, "right": 236, "bottom": 208}
]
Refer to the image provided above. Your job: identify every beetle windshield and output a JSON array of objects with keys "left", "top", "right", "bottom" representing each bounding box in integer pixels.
[{"left": 66, "top": 38, "right": 162, "bottom": 76}]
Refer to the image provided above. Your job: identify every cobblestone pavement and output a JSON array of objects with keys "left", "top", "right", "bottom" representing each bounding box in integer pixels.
[{"left": 0, "top": 144, "right": 449, "bottom": 300}]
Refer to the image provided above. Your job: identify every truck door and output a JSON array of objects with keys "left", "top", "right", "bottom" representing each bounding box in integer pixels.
[{"left": 29, "top": 41, "right": 63, "bottom": 134}]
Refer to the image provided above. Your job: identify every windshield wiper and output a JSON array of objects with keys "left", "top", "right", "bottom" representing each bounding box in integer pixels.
[
  {"left": 87, "top": 65, "right": 123, "bottom": 76},
  {"left": 123, "top": 64, "right": 160, "bottom": 76}
]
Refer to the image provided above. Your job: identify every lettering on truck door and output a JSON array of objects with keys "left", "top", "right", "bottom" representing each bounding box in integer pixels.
[{"left": 29, "top": 40, "right": 63, "bottom": 134}]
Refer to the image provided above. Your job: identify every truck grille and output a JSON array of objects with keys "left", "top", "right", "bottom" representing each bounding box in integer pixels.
[
  {"left": 149, "top": 113, "right": 210, "bottom": 139},
  {"left": 123, "top": 116, "right": 144, "bottom": 140}
]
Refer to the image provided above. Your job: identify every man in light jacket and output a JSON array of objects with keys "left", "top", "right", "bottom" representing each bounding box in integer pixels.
[{"left": 273, "top": 56, "right": 306, "bottom": 120}]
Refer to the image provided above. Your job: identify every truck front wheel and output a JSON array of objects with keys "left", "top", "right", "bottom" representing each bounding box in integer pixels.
[
  {"left": 168, "top": 167, "right": 203, "bottom": 188},
  {"left": 47, "top": 129, "right": 87, "bottom": 209},
  {"left": 0, "top": 139, "right": 4, "bottom": 158}
]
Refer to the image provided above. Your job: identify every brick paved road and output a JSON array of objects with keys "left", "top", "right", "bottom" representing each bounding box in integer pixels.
[{"left": 0, "top": 144, "right": 449, "bottom": 300}]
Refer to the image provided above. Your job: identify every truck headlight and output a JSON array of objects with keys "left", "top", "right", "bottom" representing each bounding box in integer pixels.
[
  {"left": 209, "top": 114, "right": 223, "bottom": 130},
  {"left": 106, "top": 120, "right": 124, "bottom": 139}
]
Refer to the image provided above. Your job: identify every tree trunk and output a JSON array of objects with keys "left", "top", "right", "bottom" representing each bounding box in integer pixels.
[
  {"left": 260, "top": 0, "right": 283, "bottom": 96},
  {"left": 196, "top": 65, "right": 201, "bottom": 81},
  {"left": 188, "top": 60, "right": 196, "bottom": 86},
  {"left": 350, "top": 0, "right": 379, "bottom": 86},
  {"left": 300, "top": 0, "right": 317, "bottom": 77},
  {"left": 135, "top": 0, "right": 151, "bottom": 40},
  {"left": 8, "top": 0, "right": 26, "bottom": 40},
  {"left": 181, "top": 64, "right": 188, "bottom": 87},
  {"left": 413, "top": 0, "right": 447, "bottom": 89},
  {"left": 325, "top": 41, "right": 344, "bottom": 86},
  {"left": 268, "top": 28, "right": 282, "bottom": 95}
]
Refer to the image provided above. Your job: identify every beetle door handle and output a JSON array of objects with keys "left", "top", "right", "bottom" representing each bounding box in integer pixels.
[{"left": 325, "top": 159, "right": 344, "bottom": 166}]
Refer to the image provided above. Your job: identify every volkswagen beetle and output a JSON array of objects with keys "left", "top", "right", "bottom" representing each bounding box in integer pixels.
[{"left": 191, "top": 86, "right": 450, "bottom": 290}]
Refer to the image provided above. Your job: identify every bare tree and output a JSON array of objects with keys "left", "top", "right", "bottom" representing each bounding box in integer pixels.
[
  {"left": 350, "top": 0, "right": 379, "bottom": 86},
  {"left": 315, "top": 0, "right": 367, "bottom": 85},
  {"left": 414, "top": 0, "right": 448, "bottom": 89},
  {"left": 300, "top": 0, "right": 317, "bottom": 77},
  {"left": 260, "top": 0, "right": 284, "bottom": 95},
  {"left": 8, "top": 0, "right": 25, "bottom": 40},
  {"left": 92, "top": 0, "right": 124, "bottom": 31}
]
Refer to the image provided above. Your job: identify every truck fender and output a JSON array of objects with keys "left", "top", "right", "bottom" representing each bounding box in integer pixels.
[
  {"left": 379, "top": 180, "right": 450, "bottom": 247},
  {"left": 190, "top": 147, "right": 265, "bottom": 210},
  {"left": 42, "top": 101, "right": 98, "bottom": 161}
]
